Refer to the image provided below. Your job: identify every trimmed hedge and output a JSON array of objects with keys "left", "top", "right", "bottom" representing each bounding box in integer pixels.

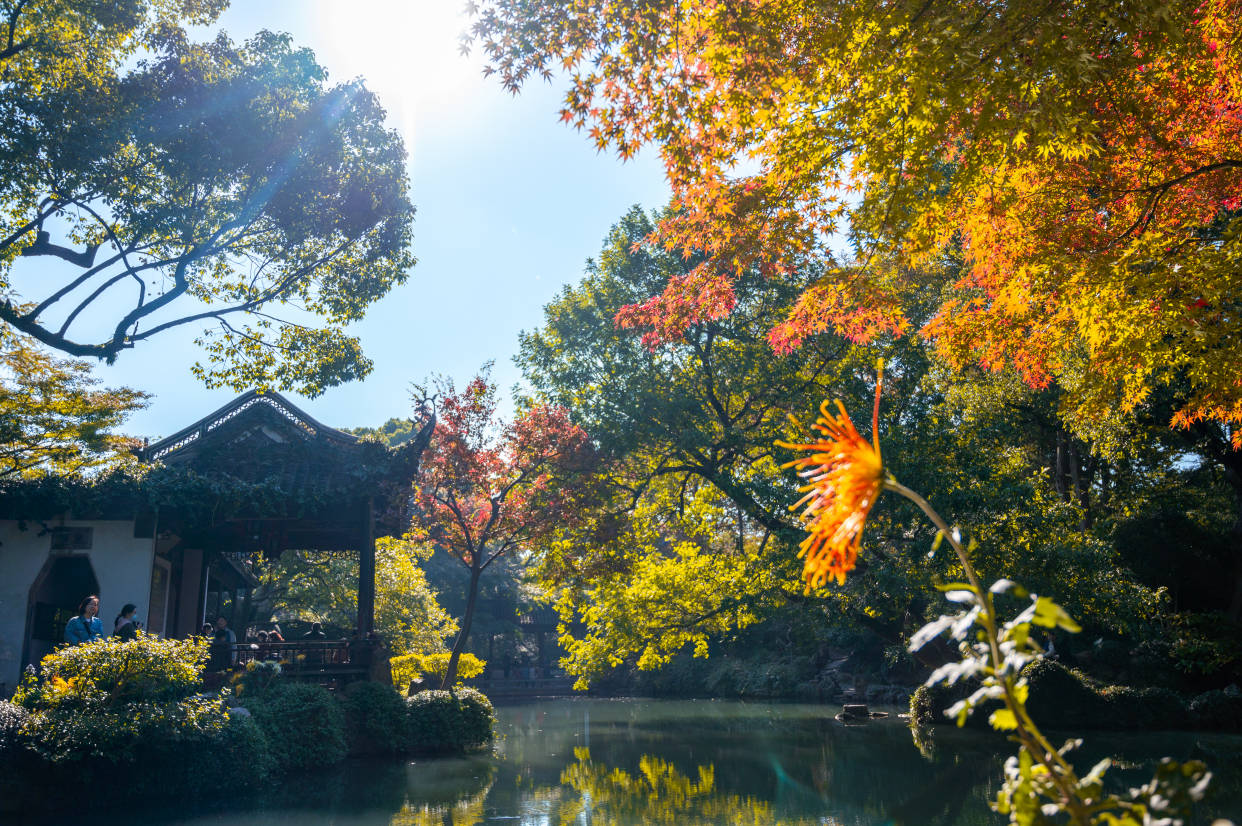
[
  {"left": 1189, "top": 687, "right": 1242, "bottom": 731},
  {"left": 342, "top": 680, "right": 410, "bottom": 755},
  {"left": 1, "top": 638, "right": 494, "bottom": 814},
  {"left": 911, "top": 660, "right": 1202, "bottom": 731},
  {"left": 406, "top": 688, "right": 495, "bottom": 754},
  {"left": 248, "top": 681, "right": 348, "bottom": 772}
]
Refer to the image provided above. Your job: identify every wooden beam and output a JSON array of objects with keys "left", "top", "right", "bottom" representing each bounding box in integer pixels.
[{"left": 357, "top": 497, "right": 375, "bottom": 635}]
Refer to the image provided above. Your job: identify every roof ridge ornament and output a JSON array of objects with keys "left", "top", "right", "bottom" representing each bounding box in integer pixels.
[{"left": 141, "top": 389, "right": 357, "bottom": 464}]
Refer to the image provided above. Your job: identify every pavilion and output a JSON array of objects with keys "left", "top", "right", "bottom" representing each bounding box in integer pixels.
[{"left": 0, "top": 390, "right": 432, "bottom": 694}]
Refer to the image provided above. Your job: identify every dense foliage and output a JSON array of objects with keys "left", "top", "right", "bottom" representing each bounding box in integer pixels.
[
  {"left": 5, "top": 635, "right": 268, "bottom": 807},
  {"left": 0, "top": 329, "right": 147, "bottom": 479},
  {"left": 404, "top": 687, "right": 495, "bottom": 755},
  {"left": 242, "top": 537, "right": 457, "bottom": 657},
  {"left": 0, "top": 0, "right": 415, "bottom": 394},
  {"left": 467, "top": 0, "right": 1242, "bottom": 449},
  {"left": 1, "top": 635, "right": 493, "bottom": 812},
  {"left": 248, "top": 681, "right": 348, "bottom": 772},
  {"left": 518, "top": 208, "right": 1231, "bottom": 693},
  {"left": 341, "top": 679, "right": 410, "bottom": 755},
  {"left": 391, "top": 651, "right": 486, "bottom": 691},
  {"left": 408, "top": 366, "right": 598, "bottom": 685}
]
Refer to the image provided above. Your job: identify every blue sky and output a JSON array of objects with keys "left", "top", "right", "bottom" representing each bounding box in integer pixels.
[{"left": 80, "top": 1, "right": 669, "bottom": 438}]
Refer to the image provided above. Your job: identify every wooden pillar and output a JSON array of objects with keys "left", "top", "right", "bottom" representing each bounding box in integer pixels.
[{"left": 357, "top": 497, "right": 375, "bottom": 635}]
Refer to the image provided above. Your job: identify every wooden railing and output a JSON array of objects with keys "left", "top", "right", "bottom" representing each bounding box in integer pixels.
[{"left": 206, "top": 639, "right": 377, "bottom": 687}]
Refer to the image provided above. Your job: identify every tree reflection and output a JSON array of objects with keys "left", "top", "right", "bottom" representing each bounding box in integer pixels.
[
  {"left": 558, "top": 747, "right": 779, "bottom": 825},
  {"left": 390, "top": 758, "right": 497, "bottom": 826}
]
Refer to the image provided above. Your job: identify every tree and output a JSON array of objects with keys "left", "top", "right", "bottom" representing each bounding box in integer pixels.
[
  {"left": 0, "top": 329, "right": 147, "bottom": 479},
  {"left": 407, "top": 366, "right": 596, "bottom": 687},
  {"left": 242, "top": 537, "right": 456, "bottom": 657},
  {"left": 520, "top": 208, "right": 1170, "bottom": 687},
  {"left": 466, "top": 0, "right": 1242, "bottom": 441},
  {"left": 1, "top": 1, "right": 414, "bottom": 395}
]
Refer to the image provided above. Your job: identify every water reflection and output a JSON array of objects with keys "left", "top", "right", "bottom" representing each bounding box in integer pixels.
[{"left": 5, "top": 698, "right": 1240, "bottom": 826}]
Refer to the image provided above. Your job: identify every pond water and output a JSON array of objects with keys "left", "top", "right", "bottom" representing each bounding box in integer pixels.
[{"left": 8, "top": 698, "right": 1242, "bottom": 825}]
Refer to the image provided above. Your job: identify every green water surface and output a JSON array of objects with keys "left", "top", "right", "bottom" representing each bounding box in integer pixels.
[{"left": 9, "top": 698, "right": 1242, "bottom": 824}]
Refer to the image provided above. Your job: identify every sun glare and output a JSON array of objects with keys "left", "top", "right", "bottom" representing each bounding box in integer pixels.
[{"left": 311, "top": 0, "right": 476, "bottom": 142}]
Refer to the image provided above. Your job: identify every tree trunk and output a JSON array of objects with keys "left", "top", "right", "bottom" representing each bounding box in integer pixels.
[
  {"left": 1054, "top": 431, "right": 1068, "bottom": 500},
  {"left": 441, "top": 564, "right": 482, "bottom": 689},
  {"left": 1225, "top": 466, "right": 1242, "bottom": 622}
]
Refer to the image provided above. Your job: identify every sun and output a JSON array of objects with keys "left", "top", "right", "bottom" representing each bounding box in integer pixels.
[{"left": 311, "top": 0, "right": 477, "bottom": 142}]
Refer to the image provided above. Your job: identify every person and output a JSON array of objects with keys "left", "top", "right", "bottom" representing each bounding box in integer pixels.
[
  {"left": 64, "top": 595, "right": 104, "bottom": 645},
  {"left": 113, "top": 604, "right": 140, "bottom": 641},
  {"left": 301, "top": 622, "right": 327, "bottom": 664},
  {"left": 201, "top": 622, "right": 214, "bottom": 637},
  {"left": 208, "top": 616, "right": 237, "bottom": 671}
]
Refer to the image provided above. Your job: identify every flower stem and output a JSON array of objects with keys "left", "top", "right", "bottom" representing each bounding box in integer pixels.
[{"left": 884, "top": 477, "right": 1091, "bottom": 822}]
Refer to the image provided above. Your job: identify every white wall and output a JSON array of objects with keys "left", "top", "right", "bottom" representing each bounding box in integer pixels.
[{"left": 0, "top": 520, "right": 155, "bottom": 695}]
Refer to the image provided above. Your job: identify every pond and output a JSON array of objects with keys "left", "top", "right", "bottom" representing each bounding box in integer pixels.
[{"left": 8, "top": 698, "right": 1242, "bottom": 824}]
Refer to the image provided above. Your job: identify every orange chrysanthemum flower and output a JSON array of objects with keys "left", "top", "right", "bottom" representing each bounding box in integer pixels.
[{"left": 779, "top": 389, "right": 884, "bottom": 588}]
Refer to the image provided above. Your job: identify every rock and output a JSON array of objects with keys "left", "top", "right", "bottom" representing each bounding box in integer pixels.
[{"left": 835, "top": 703, "right": 890, "bottom": 722}]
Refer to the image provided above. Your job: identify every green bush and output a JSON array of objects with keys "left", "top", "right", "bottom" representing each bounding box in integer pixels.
[
  {"left": 342, "top": 680, "right": 409, "bottom": 755},
  {"left": 0, "top": 633, "right": 275, "bottom": 807},
  {"left": 1023, "top": 659, "right": 1106, "bottom": 729},
  {"left": 1098, "top": 685, "right": 1191, "bottom": 730},
  {"left": 230, "top": 659, "right": 284, "bottom": 702},
  {"left": 1190, "top": 687, "right": 1242, "bottom": 731},
  {"left": 908, "top": 679, "right": 994, "bottom": 728},
  {"left": 392, "top": 652, "right": 486, "bottom": 690},
  {"left": 0, "top": 700, "right": 27, "bottom": 756},
  {"left": 13, "top": 633, "right": 208, "bottom": 711},
  {"left": 24, "top": 694, "right": 229, "bottom": 765},
  {"left": 249, "top": 682, "right": 348, "bottom": 771},
  {"left": 405, "top": 688, "right": 495, "bottom": 754},
  {"left": 910, "top": 660, "right": 1196, "bottom": 732}
]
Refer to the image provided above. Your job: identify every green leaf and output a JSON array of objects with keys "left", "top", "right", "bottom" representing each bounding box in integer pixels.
[
  {"left": 989, "top": 708, "right": 1019, "bottom": 730},
  {"left": 1031, "top": 596, "right": 1082, "bottom": 633}
]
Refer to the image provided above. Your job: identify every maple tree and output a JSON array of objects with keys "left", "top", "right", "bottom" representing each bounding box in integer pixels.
[
  {"left": 465, "top": 0, "right": 1242, "bottom": 443},
  {"left": 407, "top": 366, "right": 597, "bottom": 687},
  {"left": 521, "top": 208, "right": 1176, "bottom": 687},
  {"left": 0, "top": 0, "right": 414, "bottom": 395}
]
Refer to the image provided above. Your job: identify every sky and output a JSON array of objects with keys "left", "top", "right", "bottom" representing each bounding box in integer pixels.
[{"left": 69, "top": 0, "right": 671, "bottom": 440}]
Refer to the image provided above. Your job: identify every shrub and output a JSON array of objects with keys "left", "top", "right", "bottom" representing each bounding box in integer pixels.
[
  {"left": 342, "top": 681, "right": 409, "bottom": 755},
  {"left": 13, "top": 633, "right": 208, "bottom": 710},
  {"left": 1, "top": 633, "right": 272, "bottom": 806},
  {"left": 910, "top": 660, "right": 1198, "bottom": 732},
  {"left": 405, "top": 688, "right": 495, "bottom": 754},
  {"left": 1190, "top": 687, "right": 1242, "bottom": 731},
  {"left": 230, "top": 659, "right": 284, "bottom": 702},
  {"left": 1022, "top": 659, "right": 1106, "bottom": 729},
  {"left": 0, "top": 700, "right": 28, "bottom": 757},
  {"left": 249, "top": 682, "right": 348, "bottom": 772},
  {"left": 908, "top": 679, "right": 993, "bottom": 729},
  {"left": 391, "top": 652, "right": 486, "bottom": 690},
  {"left": 1098, "top": 685, "right": 1191, "bottom": 730}
]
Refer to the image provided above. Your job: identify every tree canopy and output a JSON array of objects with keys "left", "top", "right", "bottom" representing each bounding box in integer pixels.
[
  {"left": 0, "top": 330, "right": 147, "bottom": 479},
  {"left": 467, "top": 0, "right": 1242, "bottom": 443},
  {"left": 244, "top": 538, "right": 456, "bottom": 657},
  {"left": 408, "top": 366, "right": 597, "bottom": 685},
  {"left": 1, "top": 0, "right": 415, "bottom": 395},
  {"left": 519, "top": 207, "right": 1217, "bottom": 687}
]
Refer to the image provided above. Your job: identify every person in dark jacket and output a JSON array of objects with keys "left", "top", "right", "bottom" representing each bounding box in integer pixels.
[
  {"left": 113, "top": 604, "right": 140, "bottom": 641},
  {"left": 64, "top": 595, "right": 103, "bottom": 645}
]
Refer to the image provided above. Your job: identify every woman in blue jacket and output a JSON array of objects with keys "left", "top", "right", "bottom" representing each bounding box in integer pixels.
[{"left": 64, "top": 595, "right": 104, "bottom": 645}]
